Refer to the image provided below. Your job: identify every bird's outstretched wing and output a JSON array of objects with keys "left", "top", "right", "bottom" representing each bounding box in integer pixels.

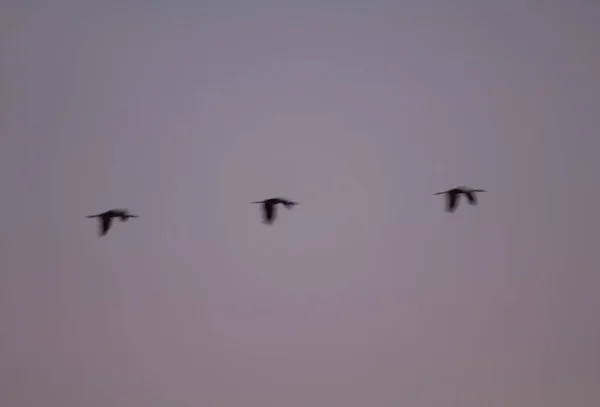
[
  {"left": 100, "top": 216, "right": 113, "bottom": 236},
  {"left": 464, "top": 191, "right": 477, "bottom": 205},
  {"left": 262, "top": 203, "right": 276, "bottom": 224},
  {"left": 446, "top": 192, "right": 459, "bottom": 212}
]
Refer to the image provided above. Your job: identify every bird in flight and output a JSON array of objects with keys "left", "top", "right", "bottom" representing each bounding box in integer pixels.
[
  {"left": 252, "top": 198, "right": 298, "bottom": 224},
  {"left": 434, "top": 187, "right": 486, "bottom": 212},
  {"left": 86, "top": 209, "right": 139, "bottom": 236}
]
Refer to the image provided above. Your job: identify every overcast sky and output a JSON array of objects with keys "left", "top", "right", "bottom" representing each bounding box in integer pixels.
[{"left": 1, "top": 1, "right": 599, "bottom": 407}]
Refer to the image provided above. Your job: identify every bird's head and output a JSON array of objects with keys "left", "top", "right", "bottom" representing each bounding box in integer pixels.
[
  {"left": 118, "top": 209, "right": 138, "bottom": 220},
  {"left": 282, "top": 201, "right": 298, "bottom": 209}
]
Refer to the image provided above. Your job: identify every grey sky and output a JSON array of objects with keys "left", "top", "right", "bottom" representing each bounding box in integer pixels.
[{"left": 1, "top": 2, "right": 599, "bottom": 407}]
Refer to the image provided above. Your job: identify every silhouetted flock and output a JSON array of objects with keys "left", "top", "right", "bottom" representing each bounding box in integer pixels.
[{"left": 87, "top": 187, "right": 485, "bottom": 236}]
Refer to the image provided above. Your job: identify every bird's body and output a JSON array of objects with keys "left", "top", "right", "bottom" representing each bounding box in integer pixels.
[
  {"left": 434, "top": 187, "right": 486, "bottom": 212},
  {"left": 86, "top": 209, "right": 139, "bottom": 236},
  {"left": 252, "top": 198, "right": 298, "bottom": 224}
]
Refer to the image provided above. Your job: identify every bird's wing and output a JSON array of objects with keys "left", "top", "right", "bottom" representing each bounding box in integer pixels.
[
  {"left": 100, "top": 216, "right": 113, "bottom": 236},
  {"left": 447, "top": 192, "right": 459, "bottom": 212},
  {"left": 262, "top": 203, "right": 276, "bottom": 224},
  {"left": 465, "top": 191, "right": 478, "bottom": 205}
]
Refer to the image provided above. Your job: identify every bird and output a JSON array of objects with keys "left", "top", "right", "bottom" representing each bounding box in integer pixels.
[
  {"left": 251, "top": 198, "right": 298, "bottom": 224},
  {"left": 86, "top": 209, "right": 139, "bottom": 236},
  {"left": 434, "top": 187, "right": 486, "bottom": 212}
]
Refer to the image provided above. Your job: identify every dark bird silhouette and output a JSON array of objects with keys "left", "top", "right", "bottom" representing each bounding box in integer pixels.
[
  {"left": 251, "top": 198, "right": 298, "bottom": 224},
  {"left": 434, "top": 187, "right": 486, "bottom": 212},
  {"left": 86, "top": 209, "right": 139, "bottom": 236}
]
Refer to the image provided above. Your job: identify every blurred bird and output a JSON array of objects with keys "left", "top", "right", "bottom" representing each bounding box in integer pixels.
[
  {"left": 86, "top": 209, "right": 139, "bottom": 236},
  {"left": 251, "top": 198, "right": 298, "bottom": 224},
  {"left": 434, "top": 187, "right": 486, "bottom": 212}
]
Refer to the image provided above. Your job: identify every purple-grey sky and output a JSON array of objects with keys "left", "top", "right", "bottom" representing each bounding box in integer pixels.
[{"left": 1, "top": 2, "right": 599, "bottom": 407}]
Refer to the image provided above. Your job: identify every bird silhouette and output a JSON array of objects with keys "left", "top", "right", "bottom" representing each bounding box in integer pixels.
[
  {"left": 251, "top": 198, "right": 298, "bottom": 224},
  {"left": 86, "top": 209, "right": 139, "bottom": 236},
  {"left": 434, "top": 187, "right": 486, "bottom": 212}
]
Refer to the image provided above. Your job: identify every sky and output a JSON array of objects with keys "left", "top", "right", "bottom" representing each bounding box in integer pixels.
[{"left": 1, "top": 1, "right": 599, "bottom": 407}]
